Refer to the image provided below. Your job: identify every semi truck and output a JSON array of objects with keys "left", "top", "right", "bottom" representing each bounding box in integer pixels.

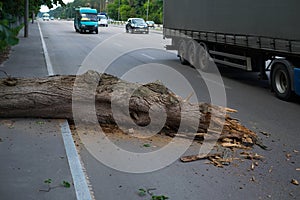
[{"left": 163, "top": 0, "right": 300, "bottom": 100}]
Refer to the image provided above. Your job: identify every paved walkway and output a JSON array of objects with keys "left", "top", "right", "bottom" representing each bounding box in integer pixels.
[
  {"left": 0, "top": 22, "right": 89, "bottom": 199},
  {"left": 0, "top": 22, "right": 47, "bottom": 77}
]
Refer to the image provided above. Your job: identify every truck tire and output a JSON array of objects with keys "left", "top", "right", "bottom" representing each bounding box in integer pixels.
[
  {"left": 197, "top": 42, "right": 210, "bottom": 71},
  {"left": 271, "top": 63, "right": 293, "bottom": 100},
  {"left": 187, "top": 40, "right": 198, "bottom": 67},
  {"left": 178, "top": 40, "right": 189, "bottom": 65}
]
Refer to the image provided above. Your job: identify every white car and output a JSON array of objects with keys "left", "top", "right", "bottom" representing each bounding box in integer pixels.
[
  {"left": 97, "top": 15, "right": 108, "bottom": 27},
  {"left": 42, "top": 13, "right": 50, "bottom": 21}
]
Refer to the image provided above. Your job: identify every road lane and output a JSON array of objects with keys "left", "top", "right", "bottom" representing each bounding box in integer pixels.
[{"left": 40, "top": 20, "right": 300, "bottom": 200}]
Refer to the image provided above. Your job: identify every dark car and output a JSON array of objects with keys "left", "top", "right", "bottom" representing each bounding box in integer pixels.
[{"left": 125, "top": 18, "right": 149, "bottom": 34}]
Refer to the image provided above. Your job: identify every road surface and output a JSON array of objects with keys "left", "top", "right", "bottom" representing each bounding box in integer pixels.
[{"left": 38, "top": 20, "right": 300, "bottom": 200}]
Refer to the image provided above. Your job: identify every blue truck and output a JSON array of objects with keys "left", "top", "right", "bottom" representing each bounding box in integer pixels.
[
  {"left": 163, "top": 0, "right": 300, "bottom": 100},
  {"left": 74, "top": 7, "right": 98, "bottom": 34}
]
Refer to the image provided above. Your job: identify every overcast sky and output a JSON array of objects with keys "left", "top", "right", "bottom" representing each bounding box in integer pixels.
[{"left": 40, "top": 0, "right": 74, "bottom": 12}]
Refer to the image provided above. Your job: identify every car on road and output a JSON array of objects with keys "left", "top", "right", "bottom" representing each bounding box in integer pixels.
[
  {"left": 42, "top": 13, "right": 50, "bottom": 21},
  {"left": 146, "top": 20, "right": 155, "bottom": 28},
  {"left": 125, "top": 18, "right": 149, "bottom": 34},
  {"left": 74, "top": 7, "right": 98, "bottom": 34},
  {"left": 98, "top": 14, "right": 108, "bottom": 27}
]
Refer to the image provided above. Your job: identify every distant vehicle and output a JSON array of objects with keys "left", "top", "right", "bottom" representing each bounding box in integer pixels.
[
  {"left": 146, "top": 21, "right": 155, "bottom": 28},
  {"left": 50, "top": 16, "right": 54, "bottom": 20},
  {"left": 97, "top": 14, "right": 108, "bottom": 27},
  {"left": 74, "top": 7, "right": 98, "bottom": 34},
  {"left": 42, "top": 13, "right": 50, "bottom": 21},
  {"left": 126, "top": 18, "right": 149, "bottom": 34}
]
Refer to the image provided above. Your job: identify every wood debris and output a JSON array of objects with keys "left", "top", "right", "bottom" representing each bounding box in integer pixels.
[
  {"left": 240, "top": 152, "right": 264, "bottom": 160},
  {"left": 180, "top": 153, "right": 221, "bottom": 163},
  {"left": 291, "top": 179, "right": 299, "bottom": 185}
]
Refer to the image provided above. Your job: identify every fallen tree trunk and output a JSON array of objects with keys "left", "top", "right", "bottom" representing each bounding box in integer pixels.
[{"left": 0, "top": 70, "right": 258, "bottom": 146}]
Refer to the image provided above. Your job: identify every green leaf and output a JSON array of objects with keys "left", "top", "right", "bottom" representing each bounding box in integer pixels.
[
  {"left": 62, "top": 181, "right": 71, "bottom": 188},
  {"left": 138, "top": 188, "right": 146, "bottom": 196},
  {"left": 152, "top": 195, "right": 169, "bottom": 200},
  {"left": 44, "top": 179, "right": 52, "bottom": 184},
  {"left": 143, "top": 143, "right": 151, "bottom": 148},
  {"left": 7, "top": 36, "right": 19, "bottom": 46},
  {"left": 36, "top": 121, "right": 45, "bottom": 125}
]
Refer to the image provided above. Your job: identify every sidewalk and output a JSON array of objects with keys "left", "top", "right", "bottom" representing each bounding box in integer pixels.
[
  {"left": 0, "top": 119, "right": 76, "bottom": 200},
  {"left": 0, "top": 22, "right": 48, "bottom": 77},
  {"left": 0, "top": 22, "right": 87, "bottom": 199}
]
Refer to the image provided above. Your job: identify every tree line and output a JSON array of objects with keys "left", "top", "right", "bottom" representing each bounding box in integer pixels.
[
  {"left": 0, "top": 0, "right": 65, "bottom": 52},
  {"left": 50, "top": 0, "right": 163, "bottom": 24}
]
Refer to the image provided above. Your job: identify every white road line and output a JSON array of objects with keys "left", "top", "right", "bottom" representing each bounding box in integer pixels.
[
  {"left": 141, "top": 53, "right": 156, "bottom": 60},
  {"left": 37, "top": 22, "right": 54, "bottom": 76},
  {"left": 61, "top": 120, "right": 93, "bottom": 200},
  {"left": 38, "top": 22, "right": 93, "bottom": 200}
]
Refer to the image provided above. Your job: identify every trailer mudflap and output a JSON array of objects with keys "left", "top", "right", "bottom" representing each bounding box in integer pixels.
[{"left": 294, "top": 68, "right": 300, "bottom": 96}]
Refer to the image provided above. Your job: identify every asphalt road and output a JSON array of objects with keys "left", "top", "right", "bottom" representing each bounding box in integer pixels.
[{"left": 40, "top": 20, "right": 300, "bottom": 200}]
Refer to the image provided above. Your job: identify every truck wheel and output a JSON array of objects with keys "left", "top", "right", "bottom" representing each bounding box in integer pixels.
[
  {"left": 187, "top": 40, "right": 198, "bottom": 67},
  {"left": 197, "top": 42, "right": 210, "bottom": 71},
  {"left": 178, "top": 40, "right": 189, "bottom": 65},
  {"left": 271, "top": 64, "right": 292, "bottom": 100},
  {"left": 95, "top": 29, "right": 98, "bottom": 34}
]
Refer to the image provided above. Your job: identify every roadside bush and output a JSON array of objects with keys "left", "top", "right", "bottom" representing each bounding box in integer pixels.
[{"left": 0, "top": 19, "right": 21, "bottom": 52}]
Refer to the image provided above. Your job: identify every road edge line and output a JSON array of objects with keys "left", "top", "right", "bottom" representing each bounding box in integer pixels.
[
  {"left": 61, "top": 120, "right": 93, "bottom": 200},
  {"left": 37, "top": 21, "right": 55, "bottom": 76}
]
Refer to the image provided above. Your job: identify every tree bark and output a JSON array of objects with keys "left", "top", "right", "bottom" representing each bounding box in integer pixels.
[{"left": 0, "top": 71, "right": 258, "bottom": 145}]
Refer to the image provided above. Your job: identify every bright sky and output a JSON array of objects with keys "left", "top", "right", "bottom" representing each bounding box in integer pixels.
[{"left": 40, "top": 0, "right": 74, "bottom": 12}]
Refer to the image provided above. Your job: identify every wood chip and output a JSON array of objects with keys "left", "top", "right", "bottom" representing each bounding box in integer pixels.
[
  {"left": 269, "top": 166, "right": 273, "bottom": 173},
  {"left": 240, "top": 152, "right": 264, "bottom": 160},
  {"left": 291, "top": 179, "right": 299, "bottom": 185},
  {"left": 296, "top": 168, "right": 300, "bottom": 171},
  {"left": 180, "top": 153, "right": 221, "bottom": 163},
  {"left": 260, "top": 131, "right": 270, "bottom": 136},
  {"left": 250, "top": 162, "right": 255, "bottom": 170},
  {"left": 250, "top": 176, "right": 256, "bottom": 182},
  {"left": 221, "top": 142, "right": 243, "bottom": 148}
]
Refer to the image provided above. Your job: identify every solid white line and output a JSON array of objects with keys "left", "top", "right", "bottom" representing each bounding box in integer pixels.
[
  {"left": 61, "top": 120, "right": 93, "bottom": 200},
  {"left": 141, "top": 53, "right": 156, "bottom": 60},
  {"left": 37, "top": 22, "right": 55, "bottom": 76}
]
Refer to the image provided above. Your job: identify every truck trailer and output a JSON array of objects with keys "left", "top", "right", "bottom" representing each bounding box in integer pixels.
[{"left": 163, "top": 0, "right": 300, "bottom": 100}]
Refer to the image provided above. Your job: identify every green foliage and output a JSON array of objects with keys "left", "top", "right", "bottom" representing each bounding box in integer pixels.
[
  {"left": 50, "top": 0, "right": 163, "bottom": 23},
  {"left": 40, "top": 179, "right": 71, "bottom": 192},
  {"left": 0, "top": 20, "right": 20, "bottom": 52},
  {"left": 62, "top": 181, "right": 71, "bottom": 188},
  {"left": 143, "top": 143, "right": 151, "bottom": 147},
  {"left": 44, "top": 178, "right": 52, "bottom": 184},
  {"left": 152, "top": 195, "right": 169, "bottom": 200},
  {"left": 137, "top": 188, "right": 169, "bottom": 200}
]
